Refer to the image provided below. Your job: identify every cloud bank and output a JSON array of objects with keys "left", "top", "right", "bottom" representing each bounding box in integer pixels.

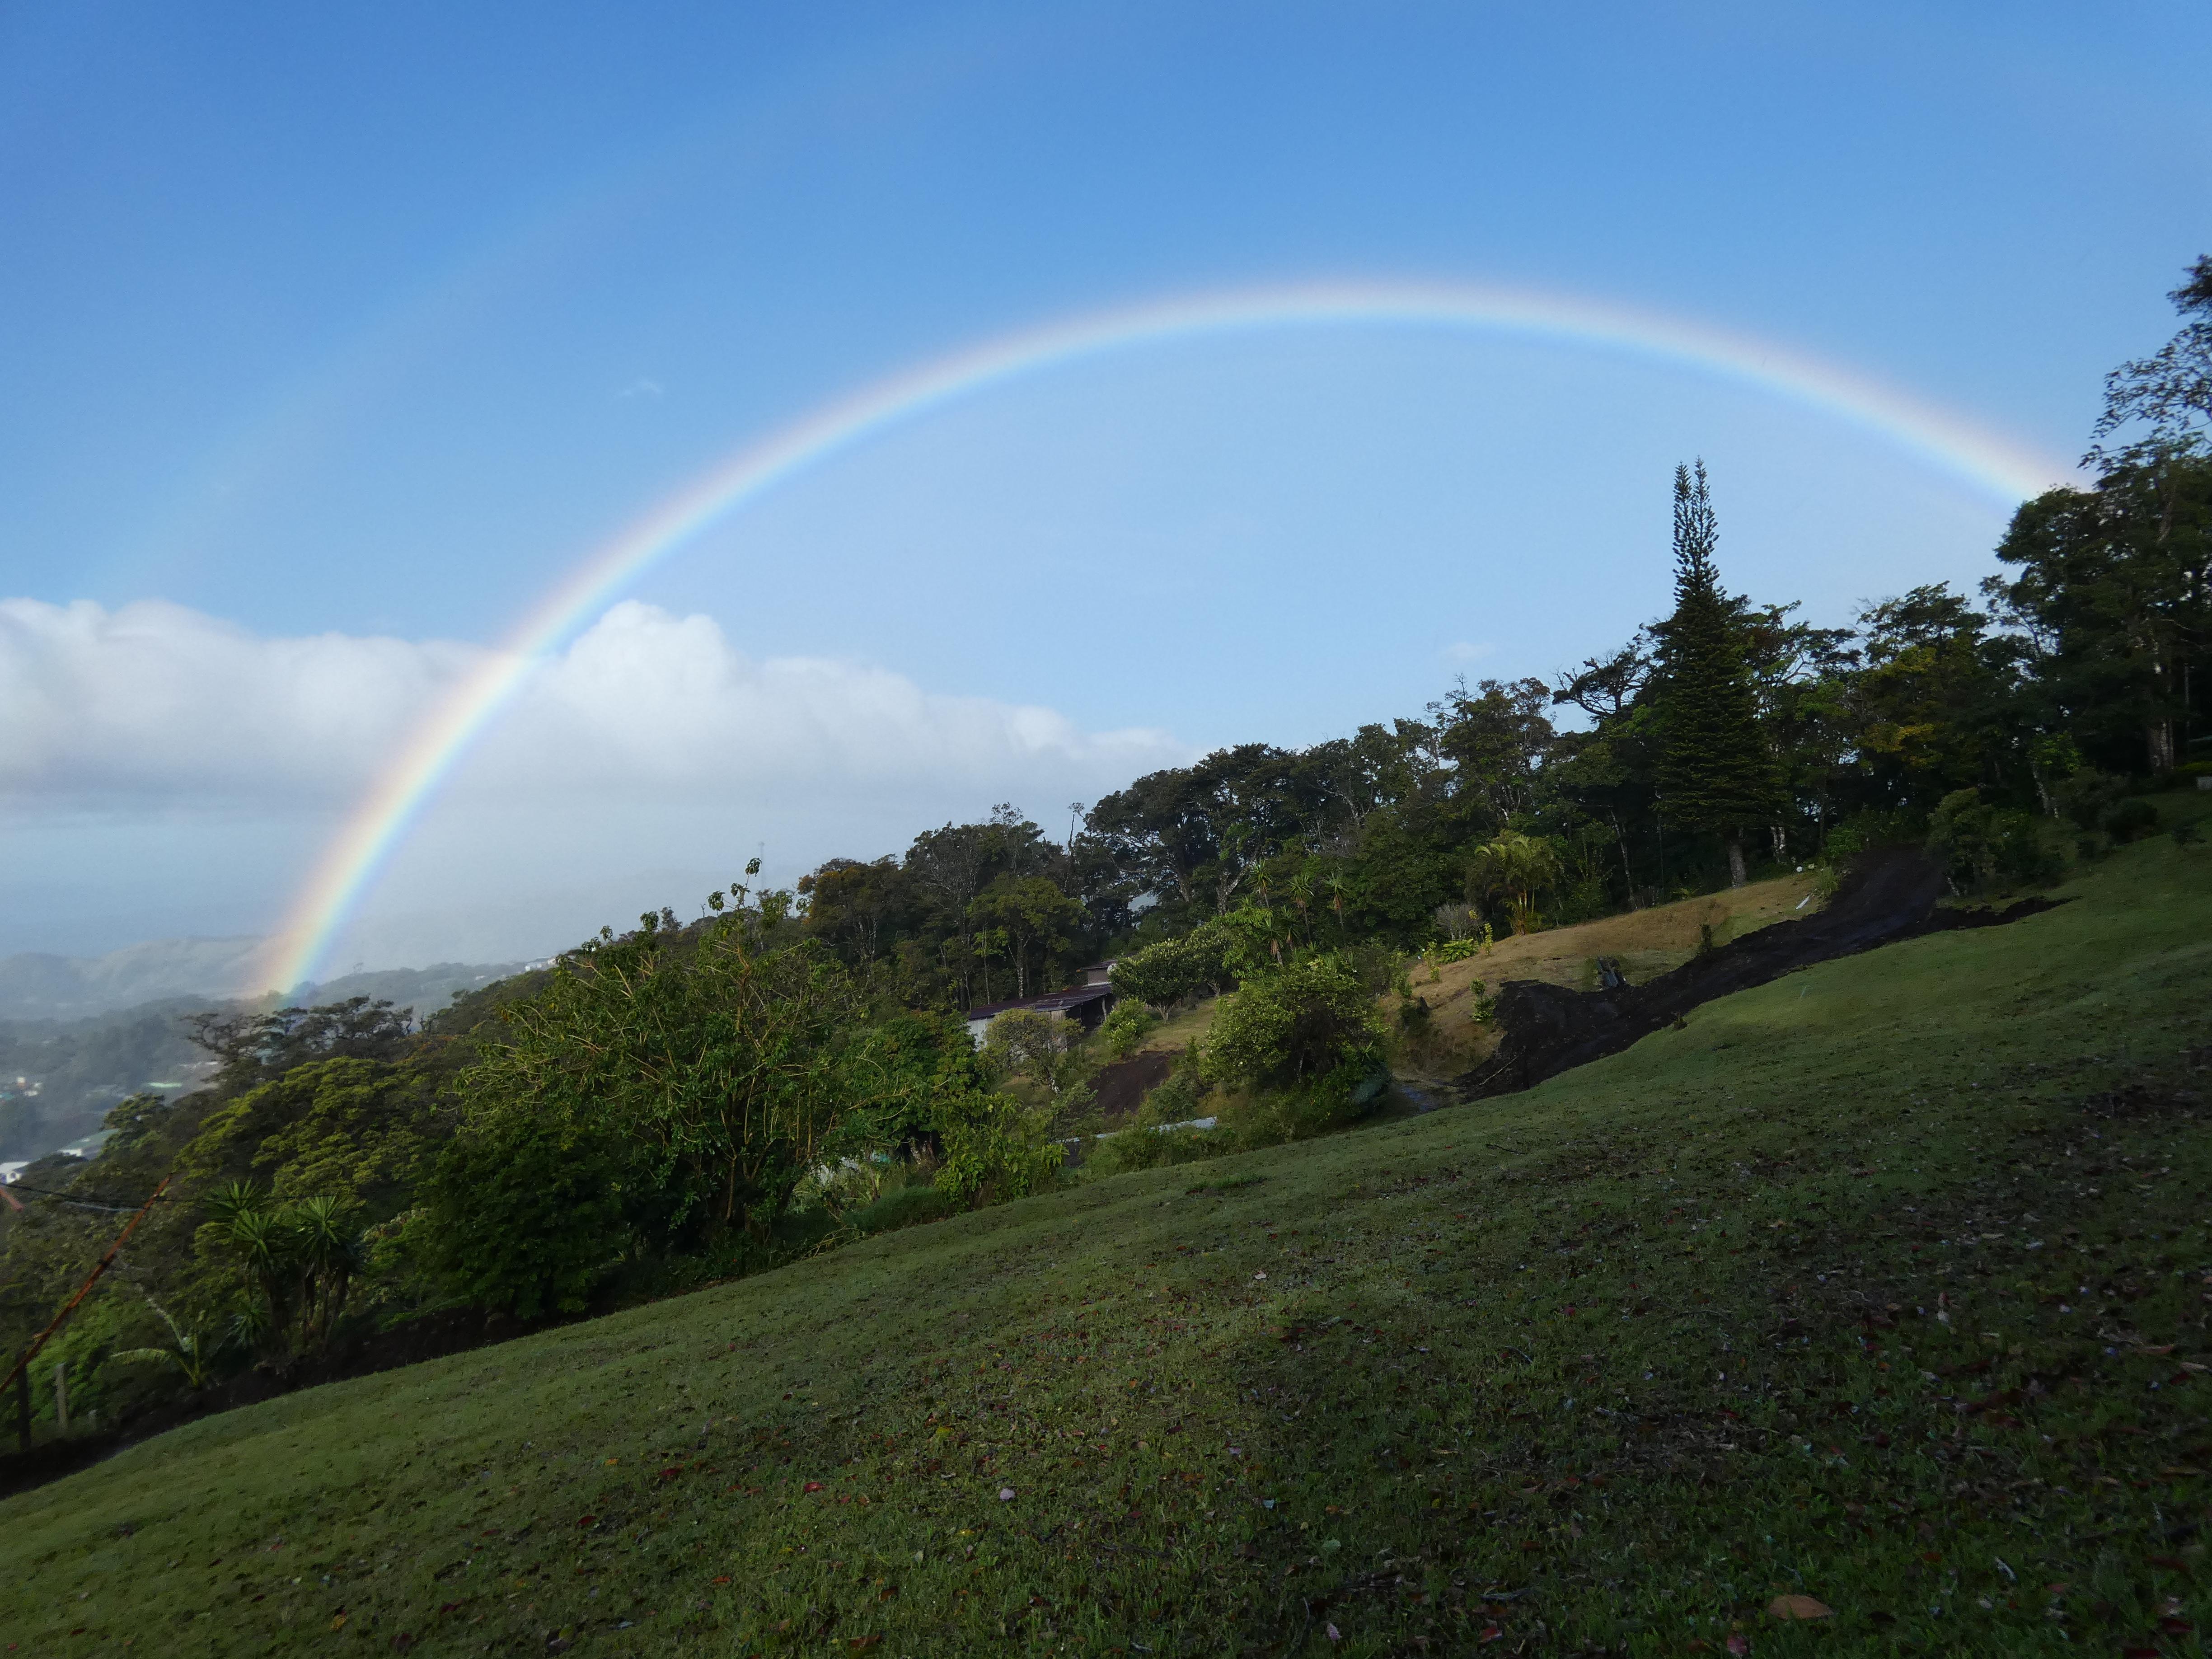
[
  {"left": 0, "top": 596, "right": 1189, "bottom": 965},
  {"left": 0, "top": 596, "right": 1180, "bottom": 807}
]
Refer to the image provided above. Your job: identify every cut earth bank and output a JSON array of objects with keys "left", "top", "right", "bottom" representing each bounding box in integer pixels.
[{"left": 0, "top": 828, "right": 2207, "bottom": 1656}]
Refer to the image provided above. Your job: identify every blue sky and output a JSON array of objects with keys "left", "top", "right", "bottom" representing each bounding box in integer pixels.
[{"left": 2, "top": 1, "right": 2207, "bottom": 975}]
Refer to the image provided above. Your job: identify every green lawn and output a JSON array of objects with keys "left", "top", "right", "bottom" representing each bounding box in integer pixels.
[{"left": 4, "top": 832, "right": 2210, "bottom": 1657}]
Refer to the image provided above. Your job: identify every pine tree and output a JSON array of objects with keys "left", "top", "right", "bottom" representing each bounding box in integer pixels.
[{"left": 1654, "top": 461, "right": 1778, "bottom": 887}]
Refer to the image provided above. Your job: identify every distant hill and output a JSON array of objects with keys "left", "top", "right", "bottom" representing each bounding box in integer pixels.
[
  {"left": 0, "top": 951, "right": 530, "bottom": 1165},
  {"left": 0, "top": 937, "right": 275, "bottom": 1021},
  {"left": 0, "top": 939, "right": 531, "bottom": 1023}
]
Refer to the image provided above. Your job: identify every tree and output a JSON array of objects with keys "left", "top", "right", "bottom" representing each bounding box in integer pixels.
[
  {"left": 425, "top": 900, "right": 861, "bottom": 1315},
  {"left": 1991, "top": 457, "right": 2212, "bottom": 777},
  {"left": 183, "top": 997, "right": 413, "bottom": 1094},
  {"left": 1843, "top": 585, "right": 2024, "bottom": 807},
  {"left": 1432, "top": 677, "right": 1557, "bottom": 830},
  {"left": 1087, "top": 746, "right": 1302, "bottom": 921},
  {"left": 967, "top": 874, "right": 1083, "bottom": 999},
  {"left": 1651, "top": 461, "right": 1780, "bottom": 886},
  {"left": 2090, "top": 254, "right": 2212, "bottom": 471},
  {"left": 797, "top": 856, "right": 910, "bottom": 967},
  {"left": 1464, "top": 832, "right": 1563, "bottom": 934}
]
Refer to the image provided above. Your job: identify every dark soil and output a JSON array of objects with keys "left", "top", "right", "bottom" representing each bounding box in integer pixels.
[
  {"left": 1457, "top": 847, "right": 2063, "bottom": 1099},
  {"left": 1091, "top": 1050, "right": 1173, "bottom": 1121}
]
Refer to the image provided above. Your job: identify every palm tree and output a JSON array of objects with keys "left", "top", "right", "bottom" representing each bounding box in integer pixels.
[{"left": 1466, "top": 833, "right": 1563, "bottom": 935}]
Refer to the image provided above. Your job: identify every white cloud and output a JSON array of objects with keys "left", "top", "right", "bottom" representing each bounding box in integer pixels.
[
  {"left": 1442, "top": 640, "right": 1496, "bottom": 664},
  {"left": 465, "top": 601, "right": 1174, "bottom": 799},
  {"left": 0, "top": 596, "right": 1181, "bottom": 809},
  {"left": 0, "top": 597, "right": 473, "bottom": 806},
  {"left": 0, "top": 596, "right": 1190, "bottom": 965}
]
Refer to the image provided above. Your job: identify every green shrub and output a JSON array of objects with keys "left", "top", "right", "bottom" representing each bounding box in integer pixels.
[
  {"left": 1108, "top": 920, "right": 1236, "bottom": 1009},
  {"left": 1095, "top": 1000, "right": 1160, "bottom": 1063},
  {"left": 1927, "top": 787, "right": 2064, "bottom": 892},
  {"left": 846, "top": 1184, "right": 953, "bottom": 1235},
  {"left": 1200, "top": 956, "right": 1386, "bottom": 1102},
  {"left": 934, "top": 1090, "right": 1064, "bottom": 1209},
  {"left": 2100, "top": 797, "right": 2160, "bottom": 843},
  {"left": 2055, "top": 768, "right": 2130, "bottom": 831}
]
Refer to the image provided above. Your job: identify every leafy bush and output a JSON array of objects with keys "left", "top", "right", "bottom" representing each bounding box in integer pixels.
[
  {"left": 934, "top": 1089, "right": 1064, "bottom": 1208},
  {"left": 2100, "top": 797, "right": 2160, "bottom": 843},
  {"left": 980, "top": 1008, "right": 1092, "bottom": 1101},
  {"left": 2055, "top": 768, "right": 2130, "bottom": 831},
  {"left": 846, "top": 1183, "right": 953, "bottom": 1235},
  {"left": 1927, "top": 788, "right": 2064, "bottom": 891},
  {"left": 1095, "top": 1000, "right": 1159, "bottom": 1063},
  {"left": 422, "top": 904, "right": 860, "bottom": 1317},
  {"left": 1199, "top": 955, "right": 1386, "bottom": 1103},
  {"left": 1465, "top": 832, "right": 1562, "bottom": 934},
  {"left": 1108, "top": 919, "right": 1237, "bottom": 1009}
]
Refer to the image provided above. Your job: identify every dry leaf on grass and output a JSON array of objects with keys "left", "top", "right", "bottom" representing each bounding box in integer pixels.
[{"left": 1767, "top": 1593, "right": 1833, "bottom": 1621}]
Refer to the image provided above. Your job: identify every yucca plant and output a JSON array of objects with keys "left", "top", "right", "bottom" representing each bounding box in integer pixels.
[{"left": 202, "top": 1181, "right": 365, "bottom": 1357}]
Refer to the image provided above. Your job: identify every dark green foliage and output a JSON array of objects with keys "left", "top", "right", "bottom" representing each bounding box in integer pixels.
[
  {"left": 1926, "top": 788, "right": 2062, "bottom": 891},
  {"left": 417, "top": 1097, "right": 634, "bottom": 1320},
  {"left": 419, "top": 902, "right": 861, "bottom": 1313},
  {"left": 1108, "top": 918, "right": 1237, "bottom": 1008},
  {"left": 182, "top": 996, "right": 413, "bottom": 1095},
  {"left": 1199, "top": 954, "right": 1386, "bottom": 1101},
  {"left": 1651, "top": 461, "right": 1780, "bottom": 858}
]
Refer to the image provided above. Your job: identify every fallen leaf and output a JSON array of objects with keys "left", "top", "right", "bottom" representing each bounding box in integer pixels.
[
  {"left": 1725, "top": 1636, "right": 1751, "bottom": 1656},
  {"left": 1768, "top": 1594, "right": 1832, "bottom": 1621},
  {"left": 849, "top": 1638, "right": 883, "bottom": 1652},
  {"left": 331, "top": 1612, "right": 349, "bottom": 1631},
  {"left": 803, "top": 1481, "right": 824, "bottom": 1493},
  {"left": 1326, "top": 1624, "right": 1343, "bottom": 1643},
  {"left": 999, "top": 1487, "right": 1017, "bottom": 1501}
]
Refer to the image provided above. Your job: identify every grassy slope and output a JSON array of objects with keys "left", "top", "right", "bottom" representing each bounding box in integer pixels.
[
  {"left": 1131, "top": 872, "right": 1827, "bottom": 1084},
  {"left": 4, "top": 835, "right": 2210, "bottom": 1657},
  {"left": 1394, "top": 872, "right": 1826, "bottom": 1082}
]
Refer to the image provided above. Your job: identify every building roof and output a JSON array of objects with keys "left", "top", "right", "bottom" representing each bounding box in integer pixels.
[{"left": 965, "top": 983, "right": 1116, "bottom": 1022}]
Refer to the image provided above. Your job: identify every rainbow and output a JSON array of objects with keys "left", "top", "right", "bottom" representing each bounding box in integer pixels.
[{"left": 258, "top": 276, "right": 2073, "bottom": 993}]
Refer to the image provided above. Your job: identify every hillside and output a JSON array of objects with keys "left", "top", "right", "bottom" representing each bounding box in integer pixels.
[
  {"left": 1, "top": 830, "right": 2207, "bottom": 1654},
  {"left": 1125, "top": 872, "right": 1827, "bottom": 1088}
]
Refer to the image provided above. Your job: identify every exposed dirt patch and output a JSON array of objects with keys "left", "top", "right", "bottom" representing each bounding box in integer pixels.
[
  {"left": 1090, "top": 1051, "right": 1173, "bottom": 1121},
  {"left": 1457, "top": 848, "right": 2064, "bottom": 1099}
]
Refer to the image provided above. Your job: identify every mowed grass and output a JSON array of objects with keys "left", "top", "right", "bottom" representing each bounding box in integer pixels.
[{"left": 4, "top": 838, "right": 2211, "bottom": 1657}]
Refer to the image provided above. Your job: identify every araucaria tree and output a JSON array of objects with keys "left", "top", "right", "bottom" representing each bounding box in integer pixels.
[{"left": 1653, "top": 461, "right": 1779, "bottom": 887}]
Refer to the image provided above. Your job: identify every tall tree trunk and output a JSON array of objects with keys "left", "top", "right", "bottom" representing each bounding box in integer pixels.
[
  {"left": 2149, "top": 715, "right": 2175, "bottom": 774},
  {"left": 1726, "top": 834, "right": 1748, "bottom": 889}
]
